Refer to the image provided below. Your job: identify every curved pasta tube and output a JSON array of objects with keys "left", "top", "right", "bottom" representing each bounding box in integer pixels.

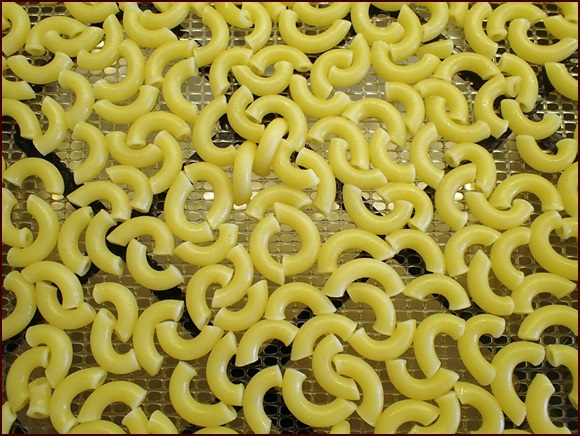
[
  {"left": 235, "top": 319, "right": 299, "bottom": 366},
  {"left": 545, "top": 62, "right": 578, "bottom": 101},
  {"left": 252, "top": 118, "right": 288, "bottom": 177},
  {"left": 56, "top": 70, "right": 94, "bottom": 130},
  {"left": 25, "top": 324, "right": 72, "bottom": 388},
  {"left": 249, "top": 214, "right": 284, "bottom": 285},
  {"left": 214, "top": 2, "right": 252, "bottom": 28},
  {"left": 386, "top": 229, "right": 445, "bottom": 274},
  {"left": 94, "top": 85, "right": 159, "bottom": 124},
  {"left": 414, "top": 314, "right": 466, "bottom": 377},
  {"left": 289, "top": 75, "right": 351, "bottom": 119},
  {"left": 210, "top": 48, "right": 253, "bottom": 97},
  {"left": 5, "top": 346, "right": 48, "bottom": 413},
  {"left": 212, "top": 244, "right": 254, "bottom": 308},
  {"left": 27, "top": 377, "right": 51, "bottom": 419},
  {"left": 415, "top": 39, "right": 454, "bottom": 59},
  {"left": 491, "top": 174, "right": 563, "bottom": 212},
  {"left": 71, "top": 122, "right": 108, "bottom": 184},
  {"left": 206, "top": 332, "right": 244, "bottom": 406},
  {"left": 85, "top": 210, "right": 124, "bottom": 276},
  {"left": 193, "top": 96, "right": 236, "bottom": 166},
  {"left": 445, "top": 142, "right": 498, "bottom": 198},
  {"left": 487, "top": 3, "right": 546, "bottom": 42},
  {"left": 242, "top": 2, "right": 271, "bottom": 51},
  {"left": 105, "top": 165, "right": 152, "bottom": 213},
  {"left": 2, "top": 2, "right": 30, "bottom": 56},
  {"left": 409, "top": 123, "right": 443, "bottom": 188},
  {"left": 306, "top": 49, "right": 353, "bottom": 99},
  {"left": 282, "top": 368, "right": 356, "bottom": 427},
  {"left": 498, "top": 52, "right": 539, "bottom": 113},
  {"left": 213, "top": 280, "right": 268, "bottom": 332},
  {"left": 2, "top": 271, "right": 36, "bottom": 341},
  {"left": 175, "top": 223, "right": 238, "bottom": 266},
  {"left": 490, "top": 341, "right": 545, "bottom": 426},
  {"left": 322, "top": 257, "right": 405, "bottom": 298},
  {"left": 328, "top": 33, "right": 372, "bottom": 89},
  {"left": 292, "top": 2, "right": 351, "bottom": 26},
  {"left": 384, "top": 81, "right": 424, "bottom": 135},
  {"left": 500, "top": 98, "right": 562, "bottom": 140},
  {"left": 434, "top": 164, "right": 476, "bottom": 230},
  {"left": 29, "top": 96, "right": 67, "bottom": 155},
  {"left": 455, "top": 382, "right": 505, "bottom": 434},
  {"left": 526, "top": 374, "right": 572, "bottom": 434},
  {"left": 372, "top": 41, "right": 440, "bottom": 85},
  {"left": 108, "top": 216, "right": 174, "bottom": 256},
  {"left": 41, "top": 24, "right": 104, "bottom": 58},
  {"left": 234, "top": 61, "right": 293, "bottom": 98},
  {"left": 21, "top": 260, "right": 83, "bottom": 308},
  {"left": 49, "top": 367, "right": 107, "bottom": 434},
  {"left": 157, "top": 321, "right": 223, "bottom": 361},
  {"left": 77, "top": 14, "right": 123, "bottom": 71},
  {"left": 312, "top": 334, "right": 360, "bottom": 402},
  {"left": 93, "top": 282, "right": 139, "bottom": 343},
  {"left": 90, "top": 309, "right": 141, "bottom": 375},
  {"left": 545, "top": 14, "right": 579, "bottom": 40},
  {"left": 24, "top": 15, "right": 88, "bottom": 55},
  {"left": 250, "top": 45, "right": 312, "bottom": 75},
  {"left": 490, "top": 226, "right": 531, "bottom": 290},
  {"left": 2, "top": 98, "right": 40, "bottom": 141},
  {"left": 147, "top": 409, "right": 178, "bottom": 434},
  {"left": 529, "top": 210, "right": 578, "bottom": 280},
  {"left": 435, "top": 51, "right": 500, "bottom": 82},
  {"left": 133, "top": 300, "right": 184, "bottom": 376},
  {"left": 273, "top": 139, "right": 319, "bottom": 189},
  {"left": 508, "top": 18, "right": 578, "bottom": 65},
  {"left": 92, "top": 39, "right": 145, "bottom": 103},
  {"left": 68, "top": 420, "right": 126, "bottom": 434},
  {"left": 248, "top": 95, "right": 308, "bottom": 151},
  {"left": 343, "top": 184, "right": 414, "bottom": 236},
  {"left": 68, "top": 180, "right": 131, "bottom": 221},
  {"left": 264, "top": 282, "right": 336, "bottom": 321},
  {"left": 36, "top": 281, "right": 96, "bottom": 330},
  {"left": 464, "top": 3, "right": 497, "bottom": 58},
  {"left": 122, "top": 2, "right": 176, "bottom": 48},
  {"left": 361, "top": 130, "right": 415, "bottom": 183},
  {"left": 164, "top": 172, "right": 213, "bottom": 243},
  {"left": 170, "top": 361, "right": 237, "bottom": 427},
  {"left": 386, "top": 359, "right": 459, "bottom": 401},
  {"left": 77, "top": 381, "right": 146, "bottom": 424},
  {"left": 318, "top": 228, "right": 395, "bottom": 274},
  {"left": 374, "top": 399, "right": 438, "bottom": 434},
  {"left": 2, "top": 56, "right": 35, "bottom": 100},
  {"left": 558, "top": 162, "right": 578, "bottom": 217},
  {"left": 512, "top": 273, "right": 576, "bottom": 314},
  {"left": 350, "top": 2, "right": 404, "bottom": 44},
  {"left": 105, "top": 131, "right": 163, "bottom": 168},
  {"left": 192, "top": 6, "right": 231, "bottom": 67},
  {"left": 291, "top": 314, "right": 357, "bottom": 361},
  {"left": 232, "top": 141, "right": 258, "bottom": 206},
  {"left": 426, "top": 96, "right": 491, "bottom": 143},
  {"left": 516, "top": 135, "right": 577, "bottom": 174},
  {"left": 473, "top": 75, "right": 515, "bottom": 138},
  {"left": 518, "top": 305, "right": 578, "bottom": 341},
  {"left": 409, "top": 391, "right": 460, "bottom": 434},
  {"left": 467, "top": 250, "right": 514, "bottom": 316},
  {"left": 546, "top": 344, "right": 578, "bottom": 410},
  {"left": 64, "top": 1, "right": 119, "bottom": 23},
  {"left": 0, "top": 189, "right": 31, "bottom": 248},
  {"left": 403, "top": 273, "right": 470, "bottom": 311},
  {"left": 348, "top": 319, "right": 416, "bottom": 361},
  {"left": 334, "top": 353, "right": 383, "bottom": 426},
  {"left": 126, "top": 239, "right": 184, "bottom": 290},
  {"left": 444, "top": 225, "right": 501, "bottom": 277},
  {"left": 416, "top": 78, "right": 470, "bottom": 124},
  {"left": 140, "top": 2, "right": 190, "bottom": 29},
  {"left": 145, "top": 39, "right": 197, "bottom": 88},
  {"left": 344, "top": 98, "right": 406, "bottom": 146},
  {"left": 278, "top": 10, "right": 351, "bottom": 54},
  {"left": 126, "top": 111, "right": 190, "bottom": 149},
  {"left": 243, "top": 365, "right": 283, "bottom": 434},
  {"left": 186, "top": 264, "right": 233, "bottom": 329},
  {"left": 295, "top": 147, "right": 336, "bottom": 216},
  {"left": 464, "top": 191, "right": 534, "bottom": 230},
  {"left": 388, "top": 5, "right": 423, "bottom": 61},
  {"left": 6, "top": 52, "right": 73, "bottom": 85},
  {"left": 3, "top": 157, "right": 63, "bottom": 195},
  {"left": 226, "top": 85, "right": 265, "bottom": 144}
]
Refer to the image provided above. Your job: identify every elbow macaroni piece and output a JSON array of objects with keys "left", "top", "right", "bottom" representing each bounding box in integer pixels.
[
  {"left": 243, "top": 365, "right": 283, "bottom": 434},
  {"left": 206, "top": 332, "right": 244, "bottom": 406},
  {"left": 512, "top": 273, "right": 577, "bottom": 314},
  {"left": 85, "top": 209, "right": 124, "bottom": 276},
  {"left": 235, "top": 319, "right": 299, "bottom": 366},
  {"left": 374, "top": 399, "right": 438, "bottom": 434},
  {"left": 71, "top": 121, "right": 108, "bottom": 184},
  {"left": 213, "top": 280, "right": 268, "bottom": 332},
  {"left": 233, "top": 144, "right": 255, "bottom": 207},
  {"left": 2, "top": 2, "right": 30, "bottom": 56},
  {"left": 264, "top": 282, "right": 336, "bottom": 321},
  {"left": 455, "top": 382, "right": 505, "bottom": 434},
  {"left": 157, "top": 322, "right": 224, "bottom": 361},
  {"left": 546, "top": 344, "right": 578, "bottom": 410},
  {"left": 516, "top": 135, "right": 577, "bottom": 174},
  {"left": 444, "top": 225, "right": 501, "bottom": 277},
  {"left": 348, "top": 319, "right": 416, "bottom": 362},
  {"left": 386, "top": 359, "right": 459, "bottom": 401},
  {"left": 526, "top": 374, "right": 572, "bottom": 434},
  {"left": 518, "top": 305, "right": 578, "bottom": 341},
  {"left": 403, "top": 273, "right": 471, "bottom": 311},
  {"left": 2, "top": 271, "right": 36, "bottom": 342},
  {"left": 77, "top": 381, "right": 146, "bottom": 424},
  {"left": 386, "top": 229, "right": 446, "bottom": 274}
]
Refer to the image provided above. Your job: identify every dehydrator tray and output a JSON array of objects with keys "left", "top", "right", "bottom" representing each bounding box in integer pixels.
[{"left": 2, "top": 2, "right": 578, "bottom": 434}]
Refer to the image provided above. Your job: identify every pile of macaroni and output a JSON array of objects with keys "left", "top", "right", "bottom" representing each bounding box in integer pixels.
[{"left": 2, "top": 2, "right": 578, "bottom": 434}]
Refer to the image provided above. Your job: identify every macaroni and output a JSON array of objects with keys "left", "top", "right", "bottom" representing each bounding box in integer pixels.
[
  {"left": 384, "top": 81, "right": 425, "bottom": 135},
  {"left": 2, "top": 98, "right": 42, "bottom": 140},
  {"left": 350, "top": 2, "right": 404, "bottom": 44},
  {"left": 464, "top": 3, "right": 497, "bottom": 58},
  {"left": 35, "top": 281, "right": 96, "bottom": 330},
  {"left": 233, "top": 141, "right": 256, "bottom": 206},
  {"left": 5, "top": 346, "right": 48, "bottom": 413},
  {"left": 409, "top": 391, "right": 461, "bottom": 434},
  {"left": 186, "top": 264, "right": 233, "bottom": 329},
  {"left": 500, "top": 98, "right": 562, "bottom": 140},
  {"left": 546, "top": 344, "right": 578, "bottom": 410},
  {"left": 2, "top": 2, "right": 30, "bottom": 56},
  {"left": 7, "top": 52, "right": 73, "bottom": 85},
  {"left": 291, "top": 314, "right": 357, "bottom": 361},
  {"left": 445, "top": 142, "right": 498, "bottom": 198},
  {"left": 457, "top": 314, "right": 505, "bottom": 386},
  {"left": 403, "top": 273, "right": 471, "bottom": 311},
  {"left": 77, "top": 381, "right": 146, "bottom": 423},
  {"left": 212, "top": 244, "right": 254, "bottom": 308},
  {"left": 372, "top": 41, "right": 440, "bottom": 85},
  {"left": 157, "top": 321, "right": 224, "bottom": 361},
  {"left": 214, "top": 2, "right": 252, "bottom": 28},
  {"left": 126, "top": 111, "right": 190, "bottom": 148},
  {"left": 105, "top": 165, "right": 153, "bottom": 213},
  {"left": 193, "top": 96, "right": 236, "bottom": 166},
  {"left": 2, "top": 271, "right": 36, "bottom": 341},
  {"left": 374, "top": 399, "right": 438, "bottom": 434},
  {"left": 487, "top": 3, "right": 546, "bottom": 42},
  {"left": 409, "top": 123, "right": 444, "bottom": 188},
  {"left": 209, "top": 48, "right": 253, "bottom": 97},
  {"left": 526, "top": 374, "right": 572, "bottom": 434},
  {"left": 21, "top": 260, "right": 82, "bottom": 308},
  {"left": 464, "top": 191, "right": 534, "bottom": 230},
  {"left": 498, "top": 52, "right": 539, "bottom": 112},
  {"left": 343, "top": 99, "right": 406, "bottom": 147},
  {"left": 328, "top": 34, "right": 371, "bottom": 89},
  {"left": 71, "top": 121, "right": 108, "bottom": 184},
  {"left": 26, "top": 377, "right": 51, "bottom": 419},
  {"left": 264, "top": 281, "right": 336, "bottom": 320},
  {"left": 242, "top": 2, "right": 271, "bottom": 51},
  {"left": 545, "top": 62, "right": 578, "bottom": 101},
  {"left": 77, "top": 14, "right": 123, "bottom": 71},
  {"left": 389, "top": 5, "right": 422, "bottom": 62},
  {"left": 26, "top": 323, "right": 72, "bottom": 389},
  {"left": 140, "top": 2, "right": 190, "bottom": 30},
  {"left": 295, "top": 146, "right": 336, "bottom": 216},
  {"left": 273, "top": 139, "right": 319, "bottom": 189},
  {"left": 558, "top": 162, "right": 578, "bottom": 217},
  {"left": 434, "top": 164, "right": 476, "bottom": 230},
  {"left": 105, "top": 131, "right": 163, "bottom": 168},
  {"left": 249, "top": 214, "right": 285, "bottom": 285},
  {"left": 68, "top": 180, "right": 132, "bottom": 221},
  {"left": 213, "top": 280, "right": 268, "bottom": 332},
  {"left": 518, "top": 305, "right": 578, "bottom": 341},
  {"left": 226, "top": 86, "right": 264, "bottom": 144},
  {"left": 417, "top": 78, "right": 469, "bottom": 124},
  {"left": 243, "top": 365, "right": 283, "bottom": 434},
  {"left": 2, "top": 56, "right": 35, "bottom": 100},
  {"left": 125, "top": 239, "right": 185, "bottom": 290},
  {"left": 455, "top": 382, "right": 505, "bottom": 434},
  {"left": 444, "top": 225, "right": 501, "bottom": 277},
  {"left": 85, "top": 209, "right": 124, "bottom": 276},
  {"left": 516, "top": 135, "right": 577, "bottom": 173},
  {"left": 3, "top": 157, "right": 63, "bottom": 194},
  {"left": 348, "top": 319, "right": 416, "bottom": 361},
  {"left": 64, "top": 1, "right": 119, "bottom": 24},
  {"left": 41, "top": 26, "right": 104, "bottom": 59},
  {"left": 235, "top": 319, "right": 299, "bottom": 366},
  {"left": 92, "top": 282, "right": 139, "bottom": 343},
  {"left": 252, "top": 118, "right": 288, "bottom": 176},
  {"left": 206, "top": 332, "right": 244, "bottom": 406},
  {"left": 512, "top": 273, "right": 576, "bottom": 314},
  {"left": 193, "top": 5, "right": 229, "bottom": 67},
  {"left": 122, "top": 2, "right": 177, "bottom": 48},
  {"left": 386, "top": 229, "right": 446, "bottom": 274},
  {"left": 93, "top": 85, "right": 159, "bottom": 124},
  {"left": 490, "top": 226, "right": 531, "bottom": 290},
  {"left": 175, "top": 223, "right": 238, "bottom": 266},
  {"left": 289, "top": 75, "right": 351, "bottom": 118},
  {"left": 418, "top": 2, "right": 449, "bottom": 42},
  {"left": 473, "top": 75, "right": 518, "bottom": 139},
  {"left": 293, "top": 2, "right": 351, "bottom": 26},
  {"left": 490, "top": 341, "right": 545, "bottom": 426},
  {"left": 249, "top": 45, "right": 312, "bottom": 75},
  {"left": 145, "top": 39, "right": 197, "bottom": 88}
]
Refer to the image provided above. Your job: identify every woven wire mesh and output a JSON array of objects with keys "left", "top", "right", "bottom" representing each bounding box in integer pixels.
[{"left": 2, "top": 2, "right": 578, "bottom": 434}]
